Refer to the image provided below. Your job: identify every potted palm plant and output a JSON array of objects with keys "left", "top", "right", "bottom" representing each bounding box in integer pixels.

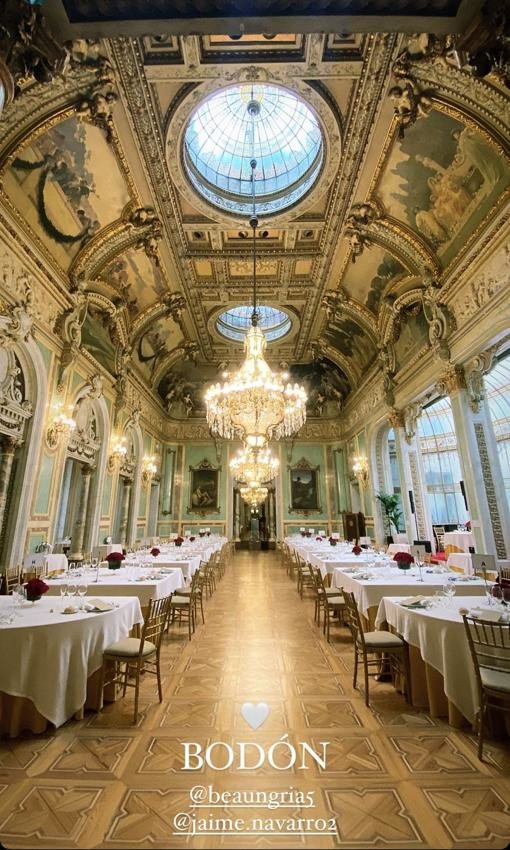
[{"left": 376, "top": 492, "right": 403, "bottom": 545}]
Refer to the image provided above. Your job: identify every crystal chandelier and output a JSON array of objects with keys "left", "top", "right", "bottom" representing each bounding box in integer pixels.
[
  {"left": 230, "top": 445, "right": 279, "bottom": 486},
  {"left": 240, "top": 484, "right": 269, "bottom": 508},
  {"left": 205, "top": 97, "right": 307, "bottom": 449}
]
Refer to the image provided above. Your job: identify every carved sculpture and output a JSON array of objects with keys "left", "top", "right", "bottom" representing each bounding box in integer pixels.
[
  {"left": 0, "top": 278, "right": 34, "bottom": 349},
  {"left": 464, "top": 348, "right": 497, "bottom": 412},
  {"left": 403, "top": 401, "right": 422, "bottom": 444},
  {"left": 77, "top": 58, "right": 118, "bottom": 142},
  {"left": 0, "top": 1, "right": 68, "bottom": 116},
  {"left": 421, "top": 284, "right": 455, "bottom": 362},
  {"left": 388, "top": 76, "right": 432, "bottom": 138},
  {"left": 54, "top": 292, "right": 88, "bottom": 393}
]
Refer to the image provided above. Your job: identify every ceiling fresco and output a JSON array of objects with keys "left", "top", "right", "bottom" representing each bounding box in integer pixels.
[{"left": 0, "top": 16, "right": 509, "bottom": 418}]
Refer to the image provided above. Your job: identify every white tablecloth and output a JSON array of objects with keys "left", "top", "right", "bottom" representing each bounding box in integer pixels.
[
  {"left": 443, "top": 531, "right": 474, "bottom": 552},
  {"left": 446, "top": 552, "right": 473, "bottom": 575},
  {"left": 309, "top": 552, "right": 378, "bottom": 578},
  {"left": 375, "top": 596, "right": 494, "bottom": 723},
  {"left": 154, "top": 555, "right": 200, "bottom": 580},
  {"left": 23, "top": 554, "right": 68, "bottom": 573},
  {"left": 45, "top": 568, "right": 184, "bottom": 608},
  {"left": 0, "top": 595, "right": 142, "bottom": 728},
  {"left": 333, "top": 567, "right": 485, "bottom": 616}
]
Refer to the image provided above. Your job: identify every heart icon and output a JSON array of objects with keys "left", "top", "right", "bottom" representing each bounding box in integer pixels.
[{"left": 241, "top": 702, "right": 270, "bottom": 730}]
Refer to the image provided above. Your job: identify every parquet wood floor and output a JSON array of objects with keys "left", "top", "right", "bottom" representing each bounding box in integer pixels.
[{"left": 0, "top": 551, "right": 509, "bottom": 849}]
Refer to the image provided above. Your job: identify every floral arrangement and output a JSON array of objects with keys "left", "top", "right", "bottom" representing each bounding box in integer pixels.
[
  {"left": 106, "top": 551, "right": 125, "bottom": 569},
  {"left": 189, "top": 536, "right": 196, "bottom": 542},
  {"left": 304, "top": 531, "right": 312, "bottom": 538},
  {"left": 24, "top": 578, "right": 49, "bottom": 601},
  {"left": 199, "top": 531, "right": 205, "bottom": 537},
  {"left": 352, "top": 545, "right": 362, "bottom": 556},
  {"left": 300, "top": 531, "right": 306, "bottom": 537},
  {"left": 175, "top": 535, "right": 184, "bottom": 547},
  {"left": 492, "top": 576, "right": 510, "bottom": 602},
  {"left": 329, "top": 537, "right": 337, "bottom": 546},
  {"left": 316, "top": 536, "right": 323, "bottom": 542},
  {"left": 150, "top": 547, "right": 160, "bottom": 557},
  {"left": 393, "top": 551, "right": 414, "bottom": 569}
]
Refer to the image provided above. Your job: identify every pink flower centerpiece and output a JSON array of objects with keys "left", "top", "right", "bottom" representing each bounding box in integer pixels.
[{"left": 175, "top": 536, "right": 184, "bottom": 547}]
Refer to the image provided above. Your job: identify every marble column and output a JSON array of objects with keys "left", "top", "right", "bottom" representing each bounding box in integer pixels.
[
  {"left": 233, "top": 490, "right": 240, "bottom": 541},
  {"left": 118, "top": 477, "right": 133, "bottom": 545},
  {"left": 0, "top": 436, "right": 20, "bottom": 547},
  {"left": 268, "top": 489, "right": 277, "bottom": 541},
  {"left": 443, "top": 364, "right": 510, "bottom": 559},
  {"left": 389, "top": 408, "right": 434, "bottom": 547},
  {"left": 69, "top": 465, "right": 93, "bottom": 561}
]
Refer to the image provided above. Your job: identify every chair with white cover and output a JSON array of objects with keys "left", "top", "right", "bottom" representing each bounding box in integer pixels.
[
  {"left": 343, "top": 590, "right": 411, "bottom": 707},
  {"left": 462, "top": 614, "right": 510, "bottom": 760},
  {"left": 98, "top": 594, "right": 173, "bottom": 723}
]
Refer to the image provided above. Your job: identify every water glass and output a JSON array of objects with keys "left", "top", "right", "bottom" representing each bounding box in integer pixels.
[
  {"left": 60, "top": 582, "right": 69, "bottom": 610},
  {"left": 77, "top": 582, "right": 87, "bottom": 610}
]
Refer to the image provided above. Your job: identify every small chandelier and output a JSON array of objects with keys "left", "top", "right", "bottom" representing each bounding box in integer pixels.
[
  {"left": 205, "top": 97, "right": 307, "bottom": 448},
  {"left": 230, "top": 445, "right": 279, "bottom": 486},
  {"left": 141, "top": 455, "right": 158, "bottom": 488},
  {"left": 352, "top": 455, "right": 369, "bottom": 487},
  {"left": 240, "top": 484, "right": 268, "bottom": 508}
]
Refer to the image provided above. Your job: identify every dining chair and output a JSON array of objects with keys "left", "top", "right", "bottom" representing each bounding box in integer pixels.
[
  {"left": 310, "top": 565, "right": 340, "bottom": 627},
  {"left": 98, "top": 594, "right": 173, "bottom": 723},
  {"left": 169, "top": 571, "right": 201, "bottom": 639},
  {"left": 462, "top": 614, "right": 510, "bottom": 761},
  {"left": 296, "top": 556, "right": 315, "bottom": 599},
  {"left": 342, "top": 590, "right": 411, "bottom": 707},
  {"left": 322, "top": 581, "right": 346, "bottom": 642},
  {"left": 3, "top": 565, "right": 23, "bottom": 594}
]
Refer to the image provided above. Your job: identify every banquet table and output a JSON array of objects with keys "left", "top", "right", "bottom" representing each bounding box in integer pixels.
[
  {"left": 375, "top": 595, "right": 510, "bottom": 727},
  {"left": 23, "top": 553, "right": 67, "bottom": 574},
  {"left": 333, "top": 567, "right": 485, "bottom": 628},
  {"left": 45, "top": 567, "right": 184, "bottom": 609},
  {"left": 153, "top": 555, "right": 201, "bottom": 580},
  {"left": 308, "top": 551, "right": 383, "bottom": 578},
  {"left": 443, "top": 530, "right": 474, "bottom": 554},
  {"left": 0, "top": 595, "right": 142, "bottom": 736}
]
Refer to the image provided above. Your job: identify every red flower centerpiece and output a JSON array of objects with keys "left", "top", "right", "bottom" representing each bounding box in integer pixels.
[
  {"left": 189, "top": 536, "right": 196, "bottom": 542},
  {"left": 175, "top": 535, "right": 184, "bottom": 547},
  {"left": 352, "top": 545, "right": 362, "bottom": 556},
  {"left": 106, "top": 551, "right": 125, "bottom": 570},
  {"left": 150, "top": 547, "right": 160, "bottom": 557},
  {"left": 25, "top": 578, "right": 49, "bottom": 602},
  {"left": 316, "top": 536, "right": 323, "bottom": 542},
  {"left": 305, "top": 531, "right": 312, "bottom": 538},
  {"left": 329, "top": 536, "right": 337, "bottom": 547},
  {"left": 393, "top": 551, "right": 414, "bottom": 570}
]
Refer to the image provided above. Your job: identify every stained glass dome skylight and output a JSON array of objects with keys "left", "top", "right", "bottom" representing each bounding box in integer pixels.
[
  {"left": 217, "top": 305, "right": 291, "bottom": 343},
  {"left": 183, "top": 84, "right": 323, "bottom": 216}
]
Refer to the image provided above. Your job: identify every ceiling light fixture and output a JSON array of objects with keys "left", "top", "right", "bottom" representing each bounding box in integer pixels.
[
  {"left": 205, "top": 95, "right": 307, "bottom": 449},
  {"left": 230, "top": 445, "right": 279, "bottom": 486},
  {"left": 240, "top": 484, "right": 269, "bottom": 508}
]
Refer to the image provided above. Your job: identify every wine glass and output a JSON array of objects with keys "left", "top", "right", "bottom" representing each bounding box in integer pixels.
[
  {"left": 77, "top": 582, "right": 87, "bottom": 610},
  {"left": 60, "top": 582, "right": 69, "bottom": 611},
  {"left": 67, "top": 582, "right": 77, "bottom": 606}
]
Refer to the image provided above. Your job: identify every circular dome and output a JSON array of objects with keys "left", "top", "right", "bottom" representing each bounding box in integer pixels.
[
  {"left": 183, "top": 84, "right": 323, "bottom": 216},
  {"left": 216, "top": 305, "right": 291, "bottom": 343}
]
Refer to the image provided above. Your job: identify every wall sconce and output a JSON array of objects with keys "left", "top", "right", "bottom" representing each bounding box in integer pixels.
[
  {"left": 46, "top": 404, "right": 76, "bottom": 450},
  {"left": 108, "top": 436, "right": 127, "bottom": 472},
  {"left": 141, "top": 455, "right": 158, "bottom": 488},
  {"left": 352, "top": 455, "right": 369, "bottom": 487}
]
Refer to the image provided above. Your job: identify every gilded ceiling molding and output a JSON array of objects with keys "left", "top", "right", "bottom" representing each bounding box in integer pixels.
[
  {"left": 108, "top": 37, "right": 212, "bottom": 360},
  {"left": 150, "top": 341, "right": 200, "bottom": 390},
  {"left": 129, "top": 293, "right": 187, "bottom": 343},
  {"left": 379, "top": 286, "right": 428, "bottom": 346},
  {"left": 86, "top": 291, "right": 129, "bottom": 351},
  {"left": 308, "top": 339, "right": 361, "bottom": 387},
  {"left": 369, "top": 217, "right": 441, "bottom": 277},
  {"left": 296, "top": 33, "right": 400, "bottom": 359},
  {"left": 69, "top": 206, "right": 162, "bottom": 288},
  {"left": 435, "top": 363, "right": 467, "bottom": 397},
  {"left": 322, "top": 290, "right": 379, "bottom": 345}
]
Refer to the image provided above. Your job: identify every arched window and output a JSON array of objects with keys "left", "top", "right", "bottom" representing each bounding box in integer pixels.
[
  {"left": 484, "top": 352, "right": 510, "bottom": 509},
  {"left": 417, "top": 397, "right": 468, "bottom": 524}
]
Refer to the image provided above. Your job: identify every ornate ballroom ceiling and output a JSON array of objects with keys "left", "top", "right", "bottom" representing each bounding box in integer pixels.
[{"left": 0, "top": 0, "right": 508, "bottom": 424}]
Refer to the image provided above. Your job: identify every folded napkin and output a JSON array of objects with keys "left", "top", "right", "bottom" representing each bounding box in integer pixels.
[
  {"left": 85, "top": 598, "right": 115, "bottom": 612},
  {"left": 400, "top": 595, "right": 428, "bottom": 607},
  {"left": 470, "top": 608, "right": 503, "bottom": 622}
]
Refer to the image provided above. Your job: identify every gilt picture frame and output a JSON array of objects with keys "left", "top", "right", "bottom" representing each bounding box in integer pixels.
[
  {"left": 288, "top": 459, "right": 321, "bottom": 513},
  {"left": 188, "top": 459, "right": 220, "bottom": 514}
]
